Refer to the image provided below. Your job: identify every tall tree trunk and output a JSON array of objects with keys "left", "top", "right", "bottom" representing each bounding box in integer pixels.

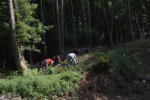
[
  {"left": 128, "top": 0, "right": 135, "bottom": 40},
  {"left": 102, "top": 1, "right": 114, "bottom": 46},
  {"left": 119, "top": 0, "right": 123, "bottom": 43},
  {"left": 110, "top": 0, "right": 114, "bottom": 46},
  {"left": 40, "top": 0, "right": 45, "bottom": 24},
  {"left": 80, "top": 0, "right": 86, "bottom": 46},
  {"left": 86, "top": 0, "right": 92, "bottom": 49},
  {"left": 8, "top": 0, "right": 28, "bottom": 75},
  {"left": 61, "top": 0, "right": 65, "bottom": 54},
  {"left": 71, "top": 0, "right": 78, "bottom": 48},
  {"left": 40, "top": 0, "right": 47, "bottom": 57},
  {"left": 135, "top": 11, "right": 144, "bottom": 40},
  {"left": 56, "top": 0, "right": 63, "bottom": 54}
]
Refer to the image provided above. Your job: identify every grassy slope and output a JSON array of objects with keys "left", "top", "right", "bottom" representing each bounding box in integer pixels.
[
  {"left": 0, "top": 39, "right": 150, "bottom": 100},
  {"left": 0, "top": 52, "right": 100, "bottom": 100},
  {"left": 78, "top": 39, "right": 150, "bottom": 100}
]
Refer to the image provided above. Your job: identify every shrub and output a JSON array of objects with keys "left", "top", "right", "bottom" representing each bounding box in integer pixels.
[
  {"left": 92, "top": 53, "right": 111, "bottom": 73},
  {"left": 92, "top": 49, "right": 139, "bottom": 79}
]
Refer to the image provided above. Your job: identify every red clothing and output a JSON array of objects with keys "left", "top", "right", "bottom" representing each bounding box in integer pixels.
[{"left": 44, "top": 58, "right": 53, "bottom": 64}]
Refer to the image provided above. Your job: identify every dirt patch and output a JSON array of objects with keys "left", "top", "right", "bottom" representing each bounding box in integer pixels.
[{"left": 78, "top": 71, "right": 150, "bottom": 100}]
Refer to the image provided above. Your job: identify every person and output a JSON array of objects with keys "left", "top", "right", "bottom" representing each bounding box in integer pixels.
[
  {"left": 53, "top": 55, "right": 62, "bottom": 64},
  {"left": 66, "top": 52, "right": 77, "bottom": 67},
  {"left": 37, "top": 58, "right": 54, "bottom": 73},
  {"left": 73, "top": 49, "right": 80, "bottom": 56}
]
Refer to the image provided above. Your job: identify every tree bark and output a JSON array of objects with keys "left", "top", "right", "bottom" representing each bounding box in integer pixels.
[
  {"left": 135, "top": 11, "right": 144, "bottom": 40},
  {"left": 61, "top": 0, "right": 65, "bottom": 54},
  {"left": 40, "top": 0, "right": 47, "bottom": 57},
  {"left": 86, "top": 0, "right": 92, "bottom": 49},
  {"left": 71, "top": 0, "right": 78, "bottom": 48},
  {"left": 56, "top": 0, "right": 63, "bottom": 54},
  {"left": 102, "top": 1, "right": 114, "bottom": 46},
  {"left": 80, "top": 0, "right": 87, "bottom": 46},
  {"left": 8, "top": 0, "right": 28, "bottom": 75},
  {"left": 128, "top": 0, "right": 135, "bottom": 41}
]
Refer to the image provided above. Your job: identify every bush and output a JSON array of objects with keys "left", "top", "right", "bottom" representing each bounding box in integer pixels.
[
  {"left": 92, "top": 49, "right": 139, "bottom": 79},
  {"left": 92, "top": 53, "right": 111, "bottom": 73},
  {"left": 111, "top": 50, "right": 139, "bottom": 79}
]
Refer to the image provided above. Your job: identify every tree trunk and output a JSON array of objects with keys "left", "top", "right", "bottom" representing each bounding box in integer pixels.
[
  {"left": 110, "top": 0, "right": 114, "bottom": 46},
  {"left": 40, "top": 0, "right": 45, "bottom": 24},
  {"left": 8, "top": 0, "right": 28, "bottom": 75},
  {"left": 86, "top": 0, "right": 92, "bottom": 49},
  {"left": 56, "top": 0, "right": 63, "bottom": 54},
  {"left": 80, "top": 0, "right": 86, "bottom": 46},
  {"left": 40, "top": 0, "right": 47, "bottom": 57},
  {"left": 102, "top": 1, "right": 114, "bottom": 46},
  {"left": 71, "top": 0, "right": 78, "bottom": 48},
  {"left": 61, "top": 0, "right": 65, "bottom": 54},
  {"left": 135, "top": 11, "right": 144, "bottom": 40},
  {"left": 128, "top": 0, "right": 135, "bottom": 41}
]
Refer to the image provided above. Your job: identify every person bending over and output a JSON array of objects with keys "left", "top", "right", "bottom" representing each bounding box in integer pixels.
[
  {"left": 73, "top": 49, "right": 80, "bottom": 56},
  {"left": 53, "top": 55, "right": 62, "bottom": 64},
  {"left": 66, "top": 53, "right": 77, "bottom": 67},
  {"left": 38, "top": 58, "right": 54, "bottom": 73}
]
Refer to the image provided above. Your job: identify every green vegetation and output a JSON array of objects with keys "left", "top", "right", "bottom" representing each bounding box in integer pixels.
[
  {"left": 0, "top": 49, "right": 143, "bottom": 99},
  {"left": 0, "top": 0, "right": 150, "bottom": 99},
  {"left": 0, "top": 53, "right": 93, "bottom": 99},
  {"left": 92, "top": 49, "right": 140, "bottom": 80},
  {"left": 0, "top": 69, "right": 81, "bottom": 99},
  {"left": 14, "top": 0, "right": 46, "bottom": 53}
]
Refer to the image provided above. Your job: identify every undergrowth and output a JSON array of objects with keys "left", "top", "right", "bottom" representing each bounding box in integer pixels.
[
  {"left": 0, "top": 66, "right": 82, "bottom": 99},
  {"left": 92, "top": 49, "right": 140, "bottom": 80},
  {"left": 0, "top": 49, "right": 143, "bottom": 99}
]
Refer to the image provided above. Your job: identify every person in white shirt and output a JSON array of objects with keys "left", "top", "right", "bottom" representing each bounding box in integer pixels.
[{"left": 66, "top": 53, "right": 77, "bottom": 67}]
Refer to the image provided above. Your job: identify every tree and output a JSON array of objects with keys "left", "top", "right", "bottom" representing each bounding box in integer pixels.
[
  {"left": 61, "top": 0, "right": 65, "bottom": 54},
  {"left": 56, "top": 0, "right": 64, "bottom": 54},
  {"left": 128, "top": 0, "right": 135, "bottom": 40},
  {"left": 40, "top": 0, "right": 47, "bottom": 57},
  {"left": 102, "top": 0, "right": 114, "bottom": 46},
  {"left": 71, "top": 0, "right": 78, "bottom": 48},
  {"left": 86, "top": 0, "right": 92, "bottom": 49},
  {"left": 14, "top": 0, "right": 46, "bottom": 63},
  {"left": 8, "top": 0, "right": 28, "bottom": 75}
]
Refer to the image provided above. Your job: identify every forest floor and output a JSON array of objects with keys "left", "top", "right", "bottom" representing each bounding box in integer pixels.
[{"left": 0, "top": 40, "right": 150, "bottom": 100}]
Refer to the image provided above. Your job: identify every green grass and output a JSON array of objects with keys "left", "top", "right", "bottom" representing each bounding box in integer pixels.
[
  {"left": 0, "top": 68, "right": 82, "bottom": 99},
  {"left": 0, "top": 49, "right": 146, "bottom": 99},
  {"left": 0, "top": 53, "right": 94, "bottom": 100}
]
